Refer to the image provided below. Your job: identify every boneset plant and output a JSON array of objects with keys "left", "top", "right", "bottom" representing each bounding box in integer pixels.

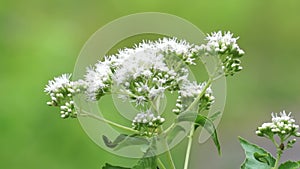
[
  {"left": 44, "top": 31, "right": 244, "bottom": 169},
  {"left": 240, "top": 111, "right": 300, "bottom": 169}
]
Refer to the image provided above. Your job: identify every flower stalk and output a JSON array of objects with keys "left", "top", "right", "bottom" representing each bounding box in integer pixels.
[{"left": 44, "top": 30, "right": 245, "bottom": 169}]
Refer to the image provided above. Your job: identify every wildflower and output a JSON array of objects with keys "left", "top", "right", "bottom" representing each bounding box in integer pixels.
[
  {"left": 44, "top": 74, "right": 86, "bottom": 118},
  {"left": 256, "top": 111, "right": 300, "bottom": 149},
  {"left": 112, "top": 41, "right": 189, "bottom": 105},
  {"left": 84, "top": 59, "right": 114, "bottom": 101},
  {"left": 132, "top": 110, "right": 165, "bottom": 136},
  {"left": 195, "top": 31, "right": 244, "bottom": 76}
]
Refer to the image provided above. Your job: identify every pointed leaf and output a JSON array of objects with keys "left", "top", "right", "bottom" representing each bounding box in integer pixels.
[
  {"left": 195, "top": 114, "right": 221, "bottom": 155},
  {"left": 254, "top": 152, "right": 271, "bottom": 165},
  {"left": 239, "top": 137, "right": 275, "bottom": 169},
  {"left": 278, "top": 161, "right": 300, "bottom": 169},
  {"left": 177, "top": 111, "right": 197, "bottom": 123},
  {"left": 176, "top": 112, "right": 221, "bottom": 155},
  {"left": 132, "top": 145, "right": 157, "bottom": 169}
]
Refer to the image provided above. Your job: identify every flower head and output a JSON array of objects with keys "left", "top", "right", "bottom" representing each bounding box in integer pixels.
[
  {"left": 132, "top": 110, "right": 165, "bottom": 136},
  {"left": 256, "top": 111, "right": 300, "bottom": 149},
  {"left": 84, "top": 59, "right": 113, "bottom": 101},
  {"left": 195, "top": 31, "right": 245, "bottom": 76},
  {"left": 44, "top": 74, "right": 86, "bottom": 118}
]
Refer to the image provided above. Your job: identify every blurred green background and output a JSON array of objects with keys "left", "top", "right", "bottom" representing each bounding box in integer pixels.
[{"left": 1, "top": 0, "right": 300, "bottom": 168}]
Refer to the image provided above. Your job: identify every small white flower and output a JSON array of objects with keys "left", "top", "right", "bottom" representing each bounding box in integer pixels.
[
  {"left": 256, "top": 111, "right": 300, "bottom": 139},
  {"left": 132, "top": 110, "right": 165, "bottom": 134},
  {"left": 84, "top": 60, "right": 113, "bottom": 101},
  {"left": 44, "top": 74, "right": 84, "bottom": 118},
  {"left": 44, "top": 74, "right": 71, "bottom": 93}
]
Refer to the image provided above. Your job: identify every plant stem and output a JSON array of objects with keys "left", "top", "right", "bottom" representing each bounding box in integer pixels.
[
  {"left": 185, "top": 78, "right": 212, "bottom": 112},
  {"left": 157, "top": 158, "right": 167, "bottom": 169},
  {"left": 79, "top": 110, "right": 139, "bottom": 134},
  {"left": 183, "top": 79, "right": 212, "bottom": 169},
  {"left": 154, "top": 94, "right": 176, "bottom": 169},
  {"left": 183, "top": 129, "right": 194, "bottom": 169},
  {"left": 159, "top": 123, "right": 176, "bottom": 169},
  {"left": 162, "top": 123, "right": 175, "bottom": 135},
  {"left": 269, "top": 136, "right": 283, "bottom": 169},
  {"left": 273, "top": 149, "right": 282, "bottom": 169}
]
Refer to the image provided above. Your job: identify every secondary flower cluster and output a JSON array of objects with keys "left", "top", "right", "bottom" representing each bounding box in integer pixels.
[
  {"left": 196, "top": 31, "right": 244, "bottom": 76},
  {"left": 132, "top": 110, "right": 165, "bottom": 136},
  {"left": 256, "top": 111, "right": 300, "bottom": 141},
  {"left": 44, "top": 74, "right": 86, "bottom": 118}
]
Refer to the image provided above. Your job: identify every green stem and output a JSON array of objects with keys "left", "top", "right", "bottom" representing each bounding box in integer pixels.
[
  {"left": 162, "top": 123, "right": 175, "bottom": 135},
  {"left": 79, "top": 110, "right": 138, "bottom": 134},
  {"left": 159, "top": 122, "right": 176, "bottom": 169},
  {"left": 183, "top": 129, "right": 194, "bottom": 169},
  {"left": 165, "top": 144, "right": 176, "bottom": 169},
  {"left": 269, "top": 136, "right": 283, "bottom": 169},
  {"left": 183, "top": 79, "right": 212, "bottom": 169},
  {"left": 185, "top": 78, "right": 212, "bottom": 112},
  {"left": 269, "top": 136, "right": 279, "bottom": 148},
  {"left": 153, "top": 94, "right": 176, "bottom": 169},
  {"left": 273, "top": 149, "right": 282, "bottom": 169},
  {"left": 157, "top": 158, "right": 167, "bottom": 169}
]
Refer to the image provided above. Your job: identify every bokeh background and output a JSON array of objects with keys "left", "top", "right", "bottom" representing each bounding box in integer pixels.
[{"left": 1, "top": 0, "right": 300, "bottom": 168}]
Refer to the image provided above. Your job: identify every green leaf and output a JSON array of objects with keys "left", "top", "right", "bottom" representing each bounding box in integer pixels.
[
  {"left": 177, "top": 111, "right": 197, "bottom": 123},
  {"left": 166, "top": 125, "right": 185, "bottom": 144},
  {"left": 132, "top": 145, "right": 157, "bottom": 169},
  {"left": 195, "top": 114, "right": 221, "bottom": 155},
  {"left": 102, "top": 134, "right": 128, "bottom": 148},
  {"left": 176, "top": 112, "right": 221, "bottom": 155},
  {"left": 132, "top": 156, "right": 157, "bottom": 169},
  {"left": 254, "top": 152, "right": 271, "bottom": 165},
  {"left": 102, "top": 144, "right": 158, "bottom": 169},
  {"left": 239, "top": 137, "right": 276, "bottom": 169},
  {"left": 102, "top": 163, "right": 131, "bottom": 169},
  {"left": 102, "top": 134, "right": 150, "bottom": 151},
  {"left": 278, "top": 161, "right": 300, "bottom": 169}
]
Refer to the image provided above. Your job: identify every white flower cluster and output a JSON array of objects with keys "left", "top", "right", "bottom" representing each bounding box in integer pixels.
[
  {"left": 132, "top": 110, "right": 165, "bottom": 135},
  {"left": 256, "top": 111, "right": 300, "bottom": 138},
  {"left": 205, "top": 31, "right": 244, "bottom": 55},
  {"left": 84, "top": 59, "right": 114, "bottom": 101},
  {"left": 196, "top": 31, "right": 244, "bottom": 76},
  {"left": 172, "top": 81, "right": 214, "bottom": 114},
  {"left": 45, "top": 31, "right": 244, "bottom": 123},
  {"left": 44, "top": 74, "right": 86, "bottom": 118},
  {"left": 84, "top": 38, "right": 195, "bottom": 105}
]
